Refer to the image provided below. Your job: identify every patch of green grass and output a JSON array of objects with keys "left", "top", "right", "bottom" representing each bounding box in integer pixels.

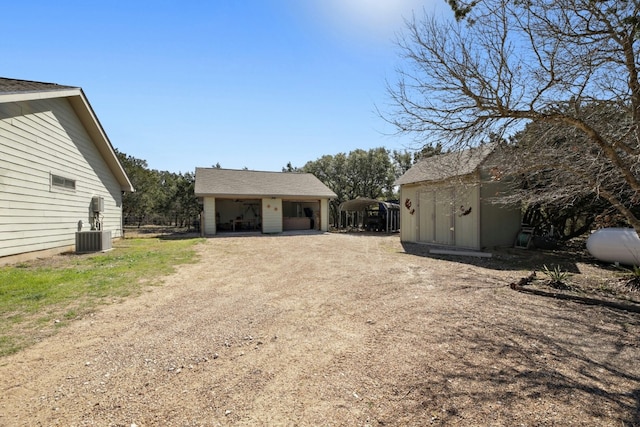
[
  {"left": 0, "top": 237, "right": 203, "bottom": 357},
  {"left": 0, "top": 336, "right": 20, "bottom": 358}
]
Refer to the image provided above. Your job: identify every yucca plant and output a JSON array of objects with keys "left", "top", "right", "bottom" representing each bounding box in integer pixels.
[
  {"left": 625, "top": 265, "right": 640, "bottom": 277},
  {"left": 541, "top": 264, "right": 572, "bottom": 289},
  {"left": 620, "top": 265, "right": 640, "bottom": 291}
]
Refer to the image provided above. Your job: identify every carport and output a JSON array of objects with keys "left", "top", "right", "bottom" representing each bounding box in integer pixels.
[{"left": 338, "top": 198, "right": 400, "bottom": 233}]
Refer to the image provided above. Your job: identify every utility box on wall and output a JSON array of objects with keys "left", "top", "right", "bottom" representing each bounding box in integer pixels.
[
  {"left": 91, "top": 196, "right": 104, "bottom": 213},
  {"left": 76, "top": 230, "right": 112, "bottom": 253}
]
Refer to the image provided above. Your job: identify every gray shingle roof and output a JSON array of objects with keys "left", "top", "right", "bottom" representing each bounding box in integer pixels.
[
  {"left": 395, "top": 144, "right": 496, "bottom": 185},
  {"left": 195, "top": 168, "right": 337, "bottom": 198},
  {"left": 0, "top": 77, "right": 78, "bottom": 94}
]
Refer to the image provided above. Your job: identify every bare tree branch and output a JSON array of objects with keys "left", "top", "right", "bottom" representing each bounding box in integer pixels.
[{"left": 384, "top": 0, "right": 640, "bottom": 232}]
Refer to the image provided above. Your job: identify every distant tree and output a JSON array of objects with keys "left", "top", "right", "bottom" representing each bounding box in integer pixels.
[
  {"left": 385, "top": 0, "right": 640, "bottom": 233},
  {"left": 152, "top": 171, "right": 200, "bottom": 228},
  {"left": 298, "top": 154, "right": 348, "bottom": 224},
  {"left": 391, "top": 149, "right": 414, "bottom": 181},
  {"left": 413, "top": 143, "right": 444, "bottom": 162},
  {"left": 345, "top": 148, "right": 396, "bottom": 200},
  {"left": 115, "top": 149, "right": 157, "bottom": 227},
  {"left": 298, "top": 147, "right": 399, "bottom": 225},
  {"left": 156, "top": 170, "right": 178, "bottom": 224},
  {"left": 174, "top": 171, "right": 201, "bottom": 229},
  {"left": 282, "top": 161, "right": 300, "bottom": 173},
  {"left": 116, "top": 149, "right": 200, "bottom": 228}
]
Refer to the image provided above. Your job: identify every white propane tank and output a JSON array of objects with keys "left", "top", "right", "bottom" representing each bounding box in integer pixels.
[{"left": 586, "top": 228, "right": 640, "bottom": 266}]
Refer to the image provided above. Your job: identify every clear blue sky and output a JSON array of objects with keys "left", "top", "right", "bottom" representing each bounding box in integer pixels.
[{"left": 3, "top": 0, "right": 451, "bottom": 173}]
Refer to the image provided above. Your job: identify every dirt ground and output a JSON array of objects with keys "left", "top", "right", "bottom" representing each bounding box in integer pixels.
[{"left": 1, "top": 232, "right": 639, "bottom": 426}]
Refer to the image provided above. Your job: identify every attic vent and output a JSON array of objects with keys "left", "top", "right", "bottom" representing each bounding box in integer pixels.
[
  {"left": 51, "top": 174, "right": 76, "bottom": 190},
  {"left": 76, "top": 230, "right": 112, "bottom": 253}
]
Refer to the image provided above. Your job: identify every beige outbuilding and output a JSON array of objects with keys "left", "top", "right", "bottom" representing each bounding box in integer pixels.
[
  {"left": 395, "top": 144, "right": 521, "bottom": 250},
  {"left": 194, "top": 168, "right": 336, "bottom": 235},
  {"left": 0, "top": 78, "right": 133, "bottom": 265}
]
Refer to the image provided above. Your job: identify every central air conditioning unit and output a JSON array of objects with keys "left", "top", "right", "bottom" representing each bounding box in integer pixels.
[{"left": 76, "top": 230, "right": 112, "bottom": 253}]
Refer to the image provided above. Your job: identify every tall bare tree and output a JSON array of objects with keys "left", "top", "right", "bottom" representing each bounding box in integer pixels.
[{"left": 385, "top": 0, "right": 640, "bottom": 232}]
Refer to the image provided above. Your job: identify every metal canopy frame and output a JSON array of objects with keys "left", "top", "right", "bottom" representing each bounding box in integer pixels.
[{"left": 338, "top": 198, "right": 400, "bottom": 233}]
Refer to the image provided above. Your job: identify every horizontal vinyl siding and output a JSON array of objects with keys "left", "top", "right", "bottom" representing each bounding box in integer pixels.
[
  {"left": 399, "top": 186, "right": 418, "bottom": 242},
  {"left": 203, "top": 197, "right": 216, "bottom": 235},
  {"left": 0, "top": 98, "right": 123, "bottom": 258},
  {"left": 453, "top": 185, "right": 480, "bottom": 250},
  {"left": 262, "top": 198, "right": 282, "bottom": 233},
  {"left": 479, "top": 179, "right": 521, "bottom": 248}
]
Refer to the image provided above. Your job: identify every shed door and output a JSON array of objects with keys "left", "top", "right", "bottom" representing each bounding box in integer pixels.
[
  {"left": 454, "top": 185, "right": 480, "bottom": 249},
  {"left": 418, "top": 191, "right": 435, "bottom": 242},
  {"left": 418, "top": 188, "right": 454, "bottom": 245},
  {"left": 434, "top": 188, "right": 454, "bottom": 245}
]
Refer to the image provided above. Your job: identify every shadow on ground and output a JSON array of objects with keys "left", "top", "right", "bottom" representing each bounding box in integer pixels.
[
  {"left": 123, "top": 226, "right": 200, "bottom": 240},
  {"left": 400, "top": 241, "right": 595, "bottom": 273},
  {"left": 382, "top": 289, "right": 640, "bottom": 425}
]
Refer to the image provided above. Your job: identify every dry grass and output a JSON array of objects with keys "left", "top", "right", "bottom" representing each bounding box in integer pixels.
[{"left": 0, "top": 232, "right": 638, "bottom": 426}]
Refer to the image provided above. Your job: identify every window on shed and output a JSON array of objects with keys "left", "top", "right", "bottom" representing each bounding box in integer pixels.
[{"left": 51, "top": 173, "right": 76, "bottom": 190}]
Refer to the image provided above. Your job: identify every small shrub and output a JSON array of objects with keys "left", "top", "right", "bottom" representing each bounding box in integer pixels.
[
  {"left": 619, "top": 265, "right": 640, "bottom": 291},
  {"left": 541, "top": 264, "right": 572, "bottom": 289}
]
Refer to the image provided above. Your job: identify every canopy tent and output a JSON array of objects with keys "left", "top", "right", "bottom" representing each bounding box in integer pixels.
[{"left": 338, "top": 198, "right": 400, "bottom": 233}]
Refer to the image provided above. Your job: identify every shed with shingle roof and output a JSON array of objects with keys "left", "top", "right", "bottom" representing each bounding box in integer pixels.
[
  {"left": 0, "top": 78, "right": 133, "bottom": 265},
  {"left": 195, "top": 168, "right": 336, "bottom": 234},
  {"left": 395, "top": 144, "right": 520, "bottom": 250}
]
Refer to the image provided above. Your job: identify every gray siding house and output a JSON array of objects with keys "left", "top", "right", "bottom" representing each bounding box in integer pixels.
[
  {"left": 0, "top": 78, "right": 133, "bottom": 264},
  {"left": 194, "top": 168, "right": 337, "bottom": 235},
  {"left": 395, "top": 144, "right": 521, "bottom": 250}
]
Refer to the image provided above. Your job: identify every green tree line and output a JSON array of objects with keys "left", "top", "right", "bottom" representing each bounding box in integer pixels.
[
  {"left": 284, "top": 147, "right": 424, "bottom": 225},
  {"left": 115, "top": 149, "right": 201, "bottom": 229},
  {"left": 116, "top": 147, "right": 420, "bottom": 229}
]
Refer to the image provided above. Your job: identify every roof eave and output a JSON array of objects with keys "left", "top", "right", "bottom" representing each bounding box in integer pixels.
[
  {"left": 0, "top": 88, "right": 81, "bottom": 103},
  {"left": 396, "top": 171, "right": 480, "bottom": 187},
  {"left": 195, "top": 193, "right": 336, "bottom": 199},
  {"left": 0, "top": 87, "right": 134, "bottom": 193},
  {"left": 67, "top": 90, "right": 134, "bottom": 192}
]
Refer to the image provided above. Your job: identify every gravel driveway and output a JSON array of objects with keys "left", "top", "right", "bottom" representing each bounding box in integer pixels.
[{"left": 1, "top": 232, "right": 639, "bottom": 426}]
